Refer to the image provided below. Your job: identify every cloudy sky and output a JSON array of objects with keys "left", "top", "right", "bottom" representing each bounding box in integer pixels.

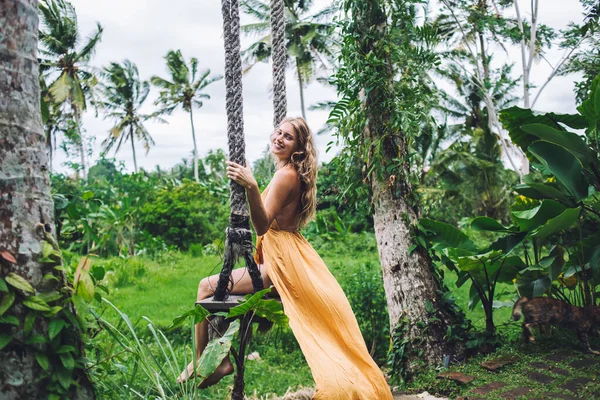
[{"left": 53, "top": 0, "right": 586, "bottom": 173}]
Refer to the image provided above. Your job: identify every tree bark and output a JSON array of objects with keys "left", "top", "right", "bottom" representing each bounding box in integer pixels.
[
  {"left": 0, "top": 1, "right": 94, "bottom": 398},
  {"left": 359, "top": 5, "right": 464, "bottom": 375},
  {"left": 189, "top": 107, "right": 199, "bottom": 182},
  {"left": 74, "top": 110, "right": 86, "bottom": 179},
  {"left": 130, "top": 125, "right": 138, "bottom": 173},
  {"left": 295, "top": 58, "right": 307, "bottom": 121},
  {"left": 370, "top": 166, "right": 464, "bottom": 372}
]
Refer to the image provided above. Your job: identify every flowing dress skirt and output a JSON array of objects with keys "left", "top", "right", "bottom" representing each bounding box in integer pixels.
[{"left": 255, "top": 221, "right": 393, "bottom": 400}]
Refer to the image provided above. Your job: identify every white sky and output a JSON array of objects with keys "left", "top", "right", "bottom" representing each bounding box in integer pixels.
[{"left": 52, "top": 0, "right": 586, "bottom": 174}]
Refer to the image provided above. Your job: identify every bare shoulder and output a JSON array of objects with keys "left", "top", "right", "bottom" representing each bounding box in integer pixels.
[{"left": 273, "top": 166, "right": 300, "bottom": 183}]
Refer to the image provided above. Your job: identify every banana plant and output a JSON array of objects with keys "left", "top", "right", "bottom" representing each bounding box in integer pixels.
[
  {"left": 420, "top": 72, "right": 600, "bottom": 331},
  {"left": 499, "top": 73, "right": 600, "bottom": 307},
  {"left": 418, "top": 218, "right": 526, "bottom": 335}
]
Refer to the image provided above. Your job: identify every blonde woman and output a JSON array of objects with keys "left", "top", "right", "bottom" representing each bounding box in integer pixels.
[{"left": 179, "top": 117, "right": 393, "bottom": 399}]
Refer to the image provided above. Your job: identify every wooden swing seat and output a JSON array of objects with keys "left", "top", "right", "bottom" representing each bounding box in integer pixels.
[{"left": 196, "top": 292, "right": 281, "bottom": 313}]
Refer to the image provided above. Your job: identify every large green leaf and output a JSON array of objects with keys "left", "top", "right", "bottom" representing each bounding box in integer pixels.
[
  {"left": 489, "top": 232, "right": 528, "bottom": 255},
  {"left": 36, "top": 352, "right": 50, "bottom": 371},
  {"left": 494, "top": 256, "right": 527, "bottom": 283},
  {"left": 531, "top": 207, "right": 580, "bottom": 239},
  {"left": 456, "top": 250, "right": 503, "bottom": 274},
  {"left": 250, "top": 298, "right": 287, "bottom": 326},
  {"left": 23, "top": 296, "right": 51, "bottom": 312},
  {"left": 471, "top": 217, "right": 515, "bottom": 232},
  {"left": 419, "top": 218, "right": 475, "bottom": 250},
  {"left": 49, "top": 72, "right": 75, "bottom": 104},
  {"left": 511, "top": 200, "right": 565, "bottom": 232},
  {"left": 577, "top": 75, "right": 600, "bottom": 130},
  {"left": 500, "top": 106, "right": 588, "bottom": 153},
  {"left": 227, "top": 287, "right": 272, "bottom": 318},
  {"left": 169, "top": 304, "right": 210, "bottom": 331},
  {"left": 528, "top": 141, "right": 589, "bottom": 201},
  {"left": 515, "top": 273, "right": 551, "bottom": 298},
  {"left": 196, "top": 319, "right": 240, "bottom": 379},
  {"left": 521, "top": 124, "right": 593, "bottom": 165},
  {"left": 513, "top": 183, "right": 570, "bottom": 203},
  {"left": 49, "top": 319, "right": 66, "bottom": 340},
  {"left": 24, "top": 312, "right": 36, "bottom": 335}
]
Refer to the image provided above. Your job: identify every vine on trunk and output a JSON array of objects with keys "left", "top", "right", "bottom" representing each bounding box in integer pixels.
[{"left": 1, "top": 230, "right": 99, "bottom": 399}]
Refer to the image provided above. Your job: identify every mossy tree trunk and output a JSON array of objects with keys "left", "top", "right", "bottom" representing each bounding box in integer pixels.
[
  {"left": 0, "top": 1, "right": 94, "bottom": 397},
  {"left": 340, "top": 0, "right": 467, "bottom": 376}
]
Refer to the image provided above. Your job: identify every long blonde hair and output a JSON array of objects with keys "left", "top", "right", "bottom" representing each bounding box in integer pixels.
[{"left": 276, "top": 117, "right": 318, "bottom": 228}]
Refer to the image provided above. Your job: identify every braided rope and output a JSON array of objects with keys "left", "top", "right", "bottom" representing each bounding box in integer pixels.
[
  {"left": 270, "top": 0, "right": 287, "bottom": 127},
  {"left": 215, "top": 0, "right": 264, "bottom": 301},
  {"left": 222, "top": 0, "right": 246, "bottom": 215}
]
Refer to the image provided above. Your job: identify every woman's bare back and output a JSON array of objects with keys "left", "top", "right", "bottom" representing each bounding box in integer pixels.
[{"left": 265, "top": 166, "right": 301, "bottom": 231}]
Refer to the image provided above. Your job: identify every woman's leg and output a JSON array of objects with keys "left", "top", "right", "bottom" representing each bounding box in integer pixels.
[{"left": 178, "top": 264, "right": 272, "bottom": 384}]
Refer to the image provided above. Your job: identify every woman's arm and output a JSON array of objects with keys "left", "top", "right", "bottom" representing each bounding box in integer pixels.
[{"left": 226, "top": 161, "right": 298, "bottom": 236}]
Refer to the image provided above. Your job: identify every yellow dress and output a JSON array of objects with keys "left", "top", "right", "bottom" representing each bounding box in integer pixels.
[{"left": 254, "top": 192, "right": 393, "bottom": 399}]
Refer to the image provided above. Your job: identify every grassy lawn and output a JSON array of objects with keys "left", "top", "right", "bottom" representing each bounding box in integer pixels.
[
  {"left": 85, "top": 232, "right": 599, "bottom": 399},
  {"left": 89, "top": 232, "right": 380, "bottom": 399},
  {"left": 405, "top": 334, "right": 600, "bottom": 399}
]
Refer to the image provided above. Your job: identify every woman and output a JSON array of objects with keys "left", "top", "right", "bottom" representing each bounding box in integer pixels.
[{"left": 179, "top": 117, "right": 393, "bottom": 399}]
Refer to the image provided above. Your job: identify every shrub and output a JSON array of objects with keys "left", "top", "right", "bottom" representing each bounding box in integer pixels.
[
  {"left": 138, "top": 180, "right": 229, "bottom": 250},
  {"left": 189, "top": 243, "right": 204, "bottom": 258},
  {"left": 340, "top": 262, "right": 389, "bottom": 362}
]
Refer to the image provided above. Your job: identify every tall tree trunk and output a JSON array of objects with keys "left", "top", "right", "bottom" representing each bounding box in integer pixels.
[
  {"left": 46, "top": 127, "right": 53, "bottom": 173},
  {"left": 189, "top": 107, "right": 199, "bottom": 182},
  {"left": 0, "top": 1, "right": 94, "bottom": 398},
  {"left": 369, "top": 136, "right": 464, "bottom": 373},
  {"left": 513, "top": 0, "right": 537, "bottom": 176},
  {"left": 358, "top": 1, "right": 465, "bottom": 376},
  {"left": 295, "top": 58, "right": 307, "bottom": 121},
  {"left": 130, "top": 125, "right": 138, "bottom": 173},
  {"left": 74, "top": 109, "right": 86, "bottom": 179}
]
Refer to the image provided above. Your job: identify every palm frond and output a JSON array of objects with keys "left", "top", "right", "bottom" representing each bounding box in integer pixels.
[{"left": 77, "top": 23, "right": 103, "bottom": 62}]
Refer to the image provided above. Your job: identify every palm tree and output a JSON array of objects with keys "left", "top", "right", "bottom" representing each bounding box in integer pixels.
[
  {"left": 435, "top": 0, "right": 528, "bottom": 175},
  {"left": 99, "top": 60, "right": 160, "bottom": 173},
  {"left": 240, "top": 0, "right": 337, "bottom": 120},
  {"left": 38, "top": 0, "right": 103, "bottom": 179},
  {"left": 40, "top": 74, "right": 65, "bottom": 172},
  {"left": 421, "top": 62, "right": 521, "bottom": 223},
  {"left": 1, "top": 0, "right": 94, "bottom": 396},
  {"left": 151, "top": 50, "right": 222, "bottom": 183}
]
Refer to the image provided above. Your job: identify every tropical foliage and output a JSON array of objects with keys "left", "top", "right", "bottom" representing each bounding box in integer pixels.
[
  {"left": 240, "top": 0, "right": 337, "bottom": 119},
  {"left": 420, "top": 74, "right": 600, "bottom": 336},
  {"left": 3, "top": 0, "right": 599, "bottom": 397}
]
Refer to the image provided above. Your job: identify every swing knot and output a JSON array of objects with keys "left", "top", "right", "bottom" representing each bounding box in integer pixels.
[{"left": 227, "top": 213, "right": 252, "bottom": 244}]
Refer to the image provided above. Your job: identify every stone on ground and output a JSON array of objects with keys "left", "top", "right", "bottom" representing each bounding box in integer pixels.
[
  {"left": 481, "top": 355, "right": 520, "bottom": 372},
  {"left": 436, "top": 371, "right": 476, "bottom": 384}
]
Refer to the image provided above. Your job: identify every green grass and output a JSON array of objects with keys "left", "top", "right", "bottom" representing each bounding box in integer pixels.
[
  {"left": 86, "top": 232, "right": 599, "bottom": 399},
  {"left": 88, "top": 232, "right": 380, "bottom": 399},
  {"left": 403, "top": 332, "right": 600, "bottom": 399}
]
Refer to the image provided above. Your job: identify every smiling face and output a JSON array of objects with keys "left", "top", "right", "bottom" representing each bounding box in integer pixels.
[{"left": 270, "top": 122, "right": 299, "bottom": 162}]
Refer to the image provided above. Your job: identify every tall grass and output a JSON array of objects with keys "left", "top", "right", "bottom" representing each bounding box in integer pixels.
[{"left": 91, "top": 299, "right": 207, "bottom": 399}]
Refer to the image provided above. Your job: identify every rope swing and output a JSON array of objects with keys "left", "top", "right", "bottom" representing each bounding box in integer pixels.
[{"left": 213, "top": 0, "right": 287, "bottom": 300}]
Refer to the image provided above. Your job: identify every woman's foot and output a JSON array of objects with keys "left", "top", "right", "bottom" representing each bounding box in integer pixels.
[
  {"left": 198, "top": 356, "right": 234, "bottom": 389},
  {"left": 177, "top": 356, "right": 234, "bottom": 386},
  {"left": 177, "top": 359, "right": 198, "bottom": 384}
]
